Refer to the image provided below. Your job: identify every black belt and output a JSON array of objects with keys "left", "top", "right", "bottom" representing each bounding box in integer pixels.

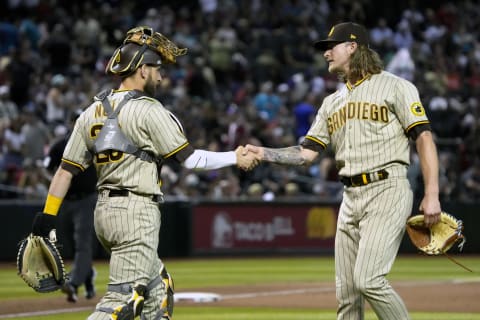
[
  {"left": 65, "top": 191, "right": 95, "bottom": 201},
  {"left": 108, "top": 189, "right": 162, "bottom": 202},
  {"left": 340, "top": 169, "right": 389, "bottom": 187}
]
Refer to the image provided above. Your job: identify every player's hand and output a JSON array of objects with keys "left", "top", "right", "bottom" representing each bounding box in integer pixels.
[
  {"left": 243, "top": 144, "right": 264, "bottom": 160},
  {"left": 235, "top": 146, "right": 260, "bottom": 171},
  {"left": 419, "top": 193, "right": 441, "bottom": 228},
  {"left": 32, "top": 212, "right": 57, "bottom": 237}
]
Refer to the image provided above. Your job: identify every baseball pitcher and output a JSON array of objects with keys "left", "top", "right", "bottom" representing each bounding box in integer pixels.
[{"left": 244, "top": 22, "right": 442, "bottom": 320}]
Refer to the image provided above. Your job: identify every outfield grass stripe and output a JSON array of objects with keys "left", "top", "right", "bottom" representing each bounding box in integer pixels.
[{"left": 0, "top": 307, "right": 91, "bottom": 319}]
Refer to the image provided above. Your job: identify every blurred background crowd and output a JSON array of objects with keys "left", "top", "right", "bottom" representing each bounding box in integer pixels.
[{"left": 0, "top": 0, "right": 479, "bottom": 202}]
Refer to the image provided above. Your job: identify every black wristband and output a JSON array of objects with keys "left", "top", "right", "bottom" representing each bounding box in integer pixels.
[{"left": 32, "top": 212, "right": 57, "bottom": 237}]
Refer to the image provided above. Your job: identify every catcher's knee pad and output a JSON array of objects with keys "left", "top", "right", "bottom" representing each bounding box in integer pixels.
[
  {"left": 159, "top": 266, "right": 174, "bottom": 320},
  {"left": 110, "top": 284, "right": 147, "bottom": 320}
]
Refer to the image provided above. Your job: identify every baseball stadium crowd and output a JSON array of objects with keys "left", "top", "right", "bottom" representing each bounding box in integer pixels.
[{"left": 0, "top": 0, "right": 479, "bottom": 202}]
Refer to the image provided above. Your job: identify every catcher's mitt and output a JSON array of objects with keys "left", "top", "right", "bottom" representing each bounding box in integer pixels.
[
  {"left": 406, "top": 211, "right": 465, "bottom": 255},
  {"left": 17, "top": 231, "right": 66, "bottom": 293}
]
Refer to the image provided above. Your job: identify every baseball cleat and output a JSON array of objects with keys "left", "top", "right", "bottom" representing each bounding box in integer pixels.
[
  {"left": 61, "top": 282, "right": 78, "bottom": 303},
  {"left": 85, "top": 268, "right": 97, "bottom": 299}
]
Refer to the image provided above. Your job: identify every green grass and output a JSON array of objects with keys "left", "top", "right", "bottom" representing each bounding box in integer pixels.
[
  {"left": 9, "top": 308, "right": 480, "bottom": 320},
  {"left": 170, "top": 256, "right": 336, "bottom": 289},
  {"left": 1, "top": 255, "right": 479, "bottom": 319}
]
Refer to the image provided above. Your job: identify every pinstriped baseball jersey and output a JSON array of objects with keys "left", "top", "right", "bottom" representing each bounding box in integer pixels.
[
  {"left": 62, "top": 90, "right": 192, "bottom": 196},
  {"left": 304, "top": 71, "right": 429, "bottom": 176}
]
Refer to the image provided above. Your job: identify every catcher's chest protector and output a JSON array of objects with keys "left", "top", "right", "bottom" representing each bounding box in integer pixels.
[{"left": 93, "top": 90, "right": 142, "bottom": 155}]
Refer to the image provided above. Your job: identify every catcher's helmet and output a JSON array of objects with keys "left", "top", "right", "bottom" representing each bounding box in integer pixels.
[{"left": 106, "top": 26, "right": 187, "bottom": 77}]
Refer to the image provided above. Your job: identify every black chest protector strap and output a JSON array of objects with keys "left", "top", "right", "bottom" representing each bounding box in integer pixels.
[{"left": 93, "top": 90, "right": 157, "bottom": 163}]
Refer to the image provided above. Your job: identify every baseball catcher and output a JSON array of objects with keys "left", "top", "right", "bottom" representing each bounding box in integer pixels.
[
  {"left": 17, "top": 212, "right": 66, "bottom": 292},
  {"left": 406, "top": 211, "right": 472, "bottom": 272}
]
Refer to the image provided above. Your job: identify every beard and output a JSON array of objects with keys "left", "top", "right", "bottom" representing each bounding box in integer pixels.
[{"left": 143, "top": 74, "right": 157, "bottom": 97}]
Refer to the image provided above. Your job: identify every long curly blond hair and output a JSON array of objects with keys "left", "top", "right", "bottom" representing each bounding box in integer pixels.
[{"left": 338, "top": 45, "right": 383, "bottom": 82}]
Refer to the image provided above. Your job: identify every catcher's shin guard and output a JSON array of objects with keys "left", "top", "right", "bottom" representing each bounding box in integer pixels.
[
  {"left": 160, "top": 266, "right": 174, "bottom": 319},
  {"left": 111, "top": 284, "right": 147, "bottom": 320}
]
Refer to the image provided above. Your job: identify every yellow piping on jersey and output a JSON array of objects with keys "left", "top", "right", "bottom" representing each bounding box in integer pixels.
[
  {"left": 304, "top": 136, "right": 326, "bottom": 149},
  {"left": 61, "top": 158, "right": 85, "bottom": 172},
  {"left": 406, "top": 120, "right": 430, "bottom": 132},
  {"left": 164, "top": 142, "right": 190, "bottom": 159},
  {"left": 117, "top": 90, "right": 156, "bottom": 101},
  {"left": 346, "top": 74, "right": 370, "bottom": 91},
  {"left": 111, "top": 90, "right": 158, "bottom": 103},
  {"left": 112, "top": 89, "right": 132, "bottom": 93},
  {"left": 138, "top": 96, "right": 158, "bottom": 103},
  {"left": 114, "top": 92, "right": 157, "bottom": 103}
]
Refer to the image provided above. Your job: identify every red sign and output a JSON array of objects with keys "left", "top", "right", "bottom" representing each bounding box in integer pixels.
[{"left": 193, "top": 204, "right": 339, "bottom": 253}]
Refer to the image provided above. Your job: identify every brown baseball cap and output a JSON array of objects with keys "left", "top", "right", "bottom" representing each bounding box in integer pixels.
[{"left": 314, "top": 22, "right": 369, "bottom": 51}]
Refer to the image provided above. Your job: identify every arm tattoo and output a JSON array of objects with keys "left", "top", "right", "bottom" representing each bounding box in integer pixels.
[{"left": 263, "top": 146, "right": 306, "bottom": 165}]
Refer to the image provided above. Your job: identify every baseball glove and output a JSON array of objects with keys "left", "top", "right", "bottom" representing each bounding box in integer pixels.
[
  {"left": 406, "top": 211, "right": 465, "bottom": 255},
  {"left": 17, "top": 232, "right": 67, "bottom": 293}
]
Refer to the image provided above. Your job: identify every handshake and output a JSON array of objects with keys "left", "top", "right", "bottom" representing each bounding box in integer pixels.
[{"left": 235, "top": 145, "right": 263, "bottom": 171}]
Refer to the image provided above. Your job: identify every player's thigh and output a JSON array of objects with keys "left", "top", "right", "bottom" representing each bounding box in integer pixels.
[
  {"left": 96, "top": 196, "right": 162, "bottom": 283},
  {"left": 361, "top": 177, "right": 413, "bottom": 235},
  {"left": 356, "top": 178, "right": 412, "bottom": 276}
]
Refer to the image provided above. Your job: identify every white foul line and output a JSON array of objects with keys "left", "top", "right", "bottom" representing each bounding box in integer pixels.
[{"left": 221, "top": 286, "right": 334, "bottom": 300}]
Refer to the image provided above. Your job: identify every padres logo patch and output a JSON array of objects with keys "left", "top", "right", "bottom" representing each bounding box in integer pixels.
[{"left": 410, "top": 102, "right": 425, "bottom": 116}]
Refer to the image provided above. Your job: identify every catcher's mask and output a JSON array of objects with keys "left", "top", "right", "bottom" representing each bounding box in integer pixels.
[{"left": 106, "top": 26, "right": 187, "bottom": 77}]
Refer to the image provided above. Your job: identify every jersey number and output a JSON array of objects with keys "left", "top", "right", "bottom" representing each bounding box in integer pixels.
[{"left": 91, "top": 124, "right": 124, "bottom": 164}]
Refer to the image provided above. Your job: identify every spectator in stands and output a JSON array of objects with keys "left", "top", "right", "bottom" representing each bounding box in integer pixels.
[
  {"left": 16, "top": 158, "right": 48, "bottom": 200},
  {"left": 0, "top": 1, "right": 479, "bottom": 202},
  {"left": 1, "top": 116, "right": 24, "bottom": 172},
  {"left": 293, "top": 92, "right": 316, "bottom": 140},
  {"left": 253, "top": 81, "right": 283, "bottom": 123},
  {"left": 45, "top": 74, "right": 68, "bottom": 128},
  {"left": 393, "top": 19, "right": 414, "bottom": 50},
  {"left": 460, "top": 158, "right": 480, "bottom": 202},
  {"left": 386, "top": 48, "right": 415, "bottom": 82},
  {"left": 370, "top": 18, "right": 394, "bottom": 56},
  {"left": 4, "top": 45, "right": 35, "bottom": 108},
  {"left": 0, "top": 85, "right": 18, "bottom": 130},
  {"left": 21, "top": 103, "right": 52, "bottom": 163},
  {"left": 0, "top": 20, "right": 18, "bottom": 55},
  {"left": 40, "top": 23, "right": 72, "bottom": 75}
]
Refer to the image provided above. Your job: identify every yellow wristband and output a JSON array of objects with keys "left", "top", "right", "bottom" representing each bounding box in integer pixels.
[{"left": 43, "top": 194, "right": 63, "bottom": 216}]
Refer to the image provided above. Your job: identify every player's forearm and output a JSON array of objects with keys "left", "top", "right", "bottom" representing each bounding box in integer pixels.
[
  {"left": 48, "top": 167, "right": 73, "bottom": 197},
  {"left": 263, "top": 146, "right": 308, "bottom": 165},
  {"left": 416, "top": 131, "right": 440, "bottom": 195},
  {"left": 43, "top": 167, "right": 73, "bottom": 215},
  {"left": 183, "top": 149, "right": 236, "bottom": 170}
]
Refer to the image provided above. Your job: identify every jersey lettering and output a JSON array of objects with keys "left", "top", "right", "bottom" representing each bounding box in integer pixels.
[
  {"left": 90, "top": 123, "right": 125, "bottom": 164},
  {"left": 94, "top": 101, "right": 117, "bottom": 118},
  {"left": 327, "top": 102, "right": 389, "bottom": 135}
]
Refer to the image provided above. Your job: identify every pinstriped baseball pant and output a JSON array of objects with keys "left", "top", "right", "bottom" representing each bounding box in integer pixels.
[
  {"left": 87, "top": 191, "right": 166, "bottom": 320},
  {"left": 335, "top": 174, "right": 412, "bottom": 320}
]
